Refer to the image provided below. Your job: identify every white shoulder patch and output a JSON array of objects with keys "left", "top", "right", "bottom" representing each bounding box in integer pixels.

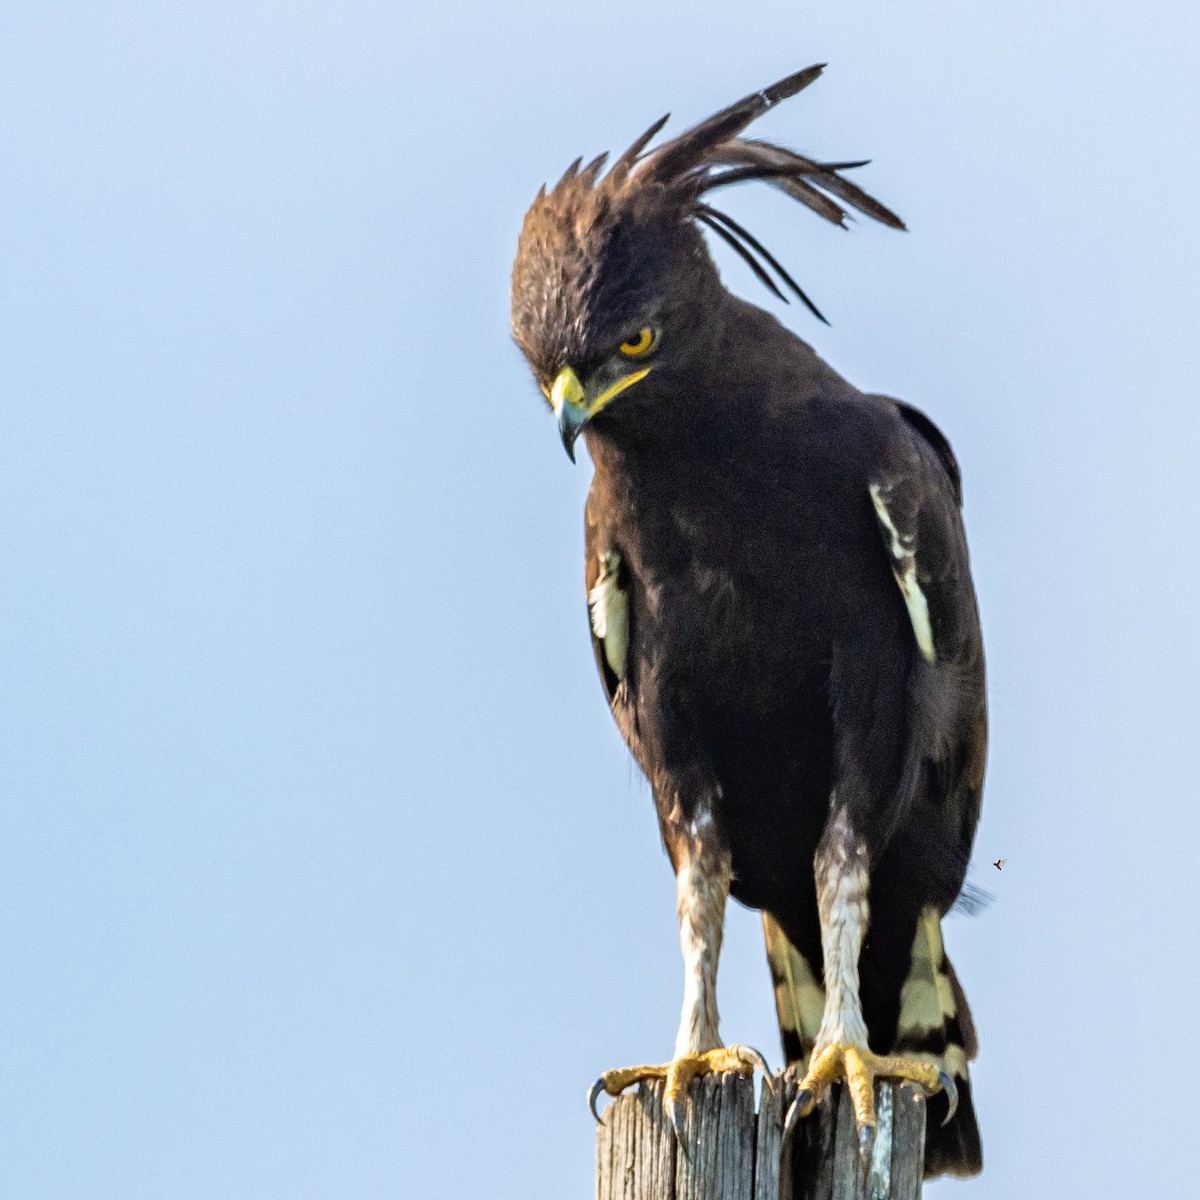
[
  {"left": 588, "top": 550, "right": 629, "bottom": 682},
  {"left": 868, "top": 483, "right": 936, "bottom": 663}
]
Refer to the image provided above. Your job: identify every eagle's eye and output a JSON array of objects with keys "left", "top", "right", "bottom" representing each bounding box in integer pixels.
[{"left": 618, "top": 327, "right": 658, "bottom": 358}]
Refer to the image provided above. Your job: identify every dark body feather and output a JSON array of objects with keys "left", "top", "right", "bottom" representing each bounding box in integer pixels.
[{"left": 584, "top": 292, "right": 983, "bottom": 974}]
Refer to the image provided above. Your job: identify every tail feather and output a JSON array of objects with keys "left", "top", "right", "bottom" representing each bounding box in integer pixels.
[
  {"left": 925, "top": 1078, "right": 983, "bottom": 1179},
  {"left": 762, "top": 913, "right": 824, "bottom": 1070},
  {"left": 893, "top": 907, "right": 983, "bottom": 1178},
  {"left": 761, "top": 907, "right": 983, "bottom": 1179}
]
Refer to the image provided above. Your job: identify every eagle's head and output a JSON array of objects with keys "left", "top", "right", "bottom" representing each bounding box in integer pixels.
[{"left": 509, "top": 65, "right": 904, "bottom": 459}]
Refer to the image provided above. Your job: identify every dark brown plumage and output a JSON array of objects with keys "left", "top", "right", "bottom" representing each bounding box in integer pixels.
[{"left": 511, "top": 67, "right": 986, "bottom": 1179}]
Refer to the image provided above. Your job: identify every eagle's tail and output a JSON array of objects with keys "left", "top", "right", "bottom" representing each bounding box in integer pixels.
[
  {"left": 763, "top": 912, "right": 826, "bottom": 1068},
  {"left": 762, "top": 909, "right": 983, "bottom": 1179},
  {"left": 893, "top": 907, "right": 982, "bottom": 1177}
]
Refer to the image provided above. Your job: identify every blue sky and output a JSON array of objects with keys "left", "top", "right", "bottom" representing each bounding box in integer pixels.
[{"left": 3, "top": 3, "right": 1198, "bottom": 1197}]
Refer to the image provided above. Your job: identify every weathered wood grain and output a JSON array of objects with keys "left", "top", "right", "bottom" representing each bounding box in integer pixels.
[
  {"left": 675, "top": 1073, "right": 756, "bottom": 1200},
  {"left": 753, "top": 1074, "right": 795, "bottom": 1200},
  {"left": 596, "top": 1079, "right": 676, "bottom": 1200},
  {"left": 885, "top": 1086, "right": 926, "bottom": 1200},
  {"left": 595, "top": 1075, "right": 925, "bottom": 1200}
]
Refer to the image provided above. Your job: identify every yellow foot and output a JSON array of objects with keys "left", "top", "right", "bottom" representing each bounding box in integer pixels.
[
  {"left": 588, "top": 1045, "right": 769, "bottom": 1140},
  {"left": 784, "top": 1044, "right": 957, "bottom": 1162}
]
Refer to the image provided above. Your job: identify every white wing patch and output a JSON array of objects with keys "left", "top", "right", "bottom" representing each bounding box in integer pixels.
[
  {"left": 588, "top": 550, "right": 629, "bottom": 681},
  {"left": 869, "top": 483, "right": 936, "bottom": 663}
]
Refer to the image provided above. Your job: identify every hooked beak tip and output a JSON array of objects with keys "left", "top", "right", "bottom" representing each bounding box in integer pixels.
[{"left": 557, "top": 406, "right": 586, "bottom": 462}]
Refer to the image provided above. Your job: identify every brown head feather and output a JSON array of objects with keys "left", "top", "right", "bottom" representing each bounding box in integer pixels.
[{"left": 607, "top": 113, "right": 669, "bottom": 185}]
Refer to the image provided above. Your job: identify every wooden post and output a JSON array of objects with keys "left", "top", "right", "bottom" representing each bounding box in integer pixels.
[{"left": 596, "top": 1075, "right": 926, "bottom": 1200}]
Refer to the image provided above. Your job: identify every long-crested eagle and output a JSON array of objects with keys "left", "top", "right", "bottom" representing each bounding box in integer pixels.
[{"left": 509, "top": 66, "right": 986, "bottom": 1178}]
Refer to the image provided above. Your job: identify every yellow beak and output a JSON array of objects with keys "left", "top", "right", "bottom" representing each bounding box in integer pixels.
[{"left": 549, "top": 364, "right": 652, "bottom": 461}]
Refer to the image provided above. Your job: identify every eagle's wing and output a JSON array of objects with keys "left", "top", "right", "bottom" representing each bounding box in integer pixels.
[
  {"left": 870, "top": 401, "right": 976, "bottom": 668},
  {"left": 867, "top": 394, "right": 987, "bottom": 898},
  {"left": 586, "top": 551, "right": 628, "bottom": 704},
  {"left": 795, "top": 396, "right": 987, "bottom": 1176},
  {"left": 583, "top": 505, "right": 631, "bottom": 708},
  {"left": 766, "top": 398, "right": 984, "bottom": 1104}
]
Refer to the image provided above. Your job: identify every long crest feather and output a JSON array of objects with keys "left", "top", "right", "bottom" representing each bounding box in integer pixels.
[
  {"left": 700, "top": 164, "right": 850, "bottom": 226},
  {"left": 699, "top": 140, "right": 906, "bottom": 229},
  {"left": 611, "top": 66, "right": 904, "bottom": 318},
  {"left": 638, "top": 64, "right": 826, "bottom": 185},
  {"left": 698, "top": 205, "right": 828, "bottom": 323},
  {"left": 526, "top": 66, "right": 903, "bottom": 325},
  {"left": 695, "top": 209, "right": 788, "bottom": 304}
]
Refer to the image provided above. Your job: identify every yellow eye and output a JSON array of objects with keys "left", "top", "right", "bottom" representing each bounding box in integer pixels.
[{"left": 619, "top": 327, "right": 657, "bottom": 358}]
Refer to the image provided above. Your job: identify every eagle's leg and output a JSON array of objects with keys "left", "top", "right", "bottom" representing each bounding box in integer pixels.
[
  {"left": 784, "top": 807, "right": 955, "bottom": 1162},
  {"left": 588, "top": 818, "right": 767, "bottom": 1138}
]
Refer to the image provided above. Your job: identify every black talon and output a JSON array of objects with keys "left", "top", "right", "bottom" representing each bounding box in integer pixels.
[
  {"left": 587, "top": 1078, "right": 608, "bottom": 1123},
  {"left": 858, "top": 1123, "right": 876, "bottom": 1176},
  {"left": 783, "top": 1098, "right": 801, "bottom": 1142},
  {"left": 782, "top": 1089, "right": 813, "bottom": 1142},
  {"left": 937, "top": 1070, "right": 959, "bottom": 1125},
  {"left": 667, "top": 1097, "right": 688, "bottom": 1151},
  {"left": 742, "top": 1045, "right": 771, "bottom": 1082}
]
